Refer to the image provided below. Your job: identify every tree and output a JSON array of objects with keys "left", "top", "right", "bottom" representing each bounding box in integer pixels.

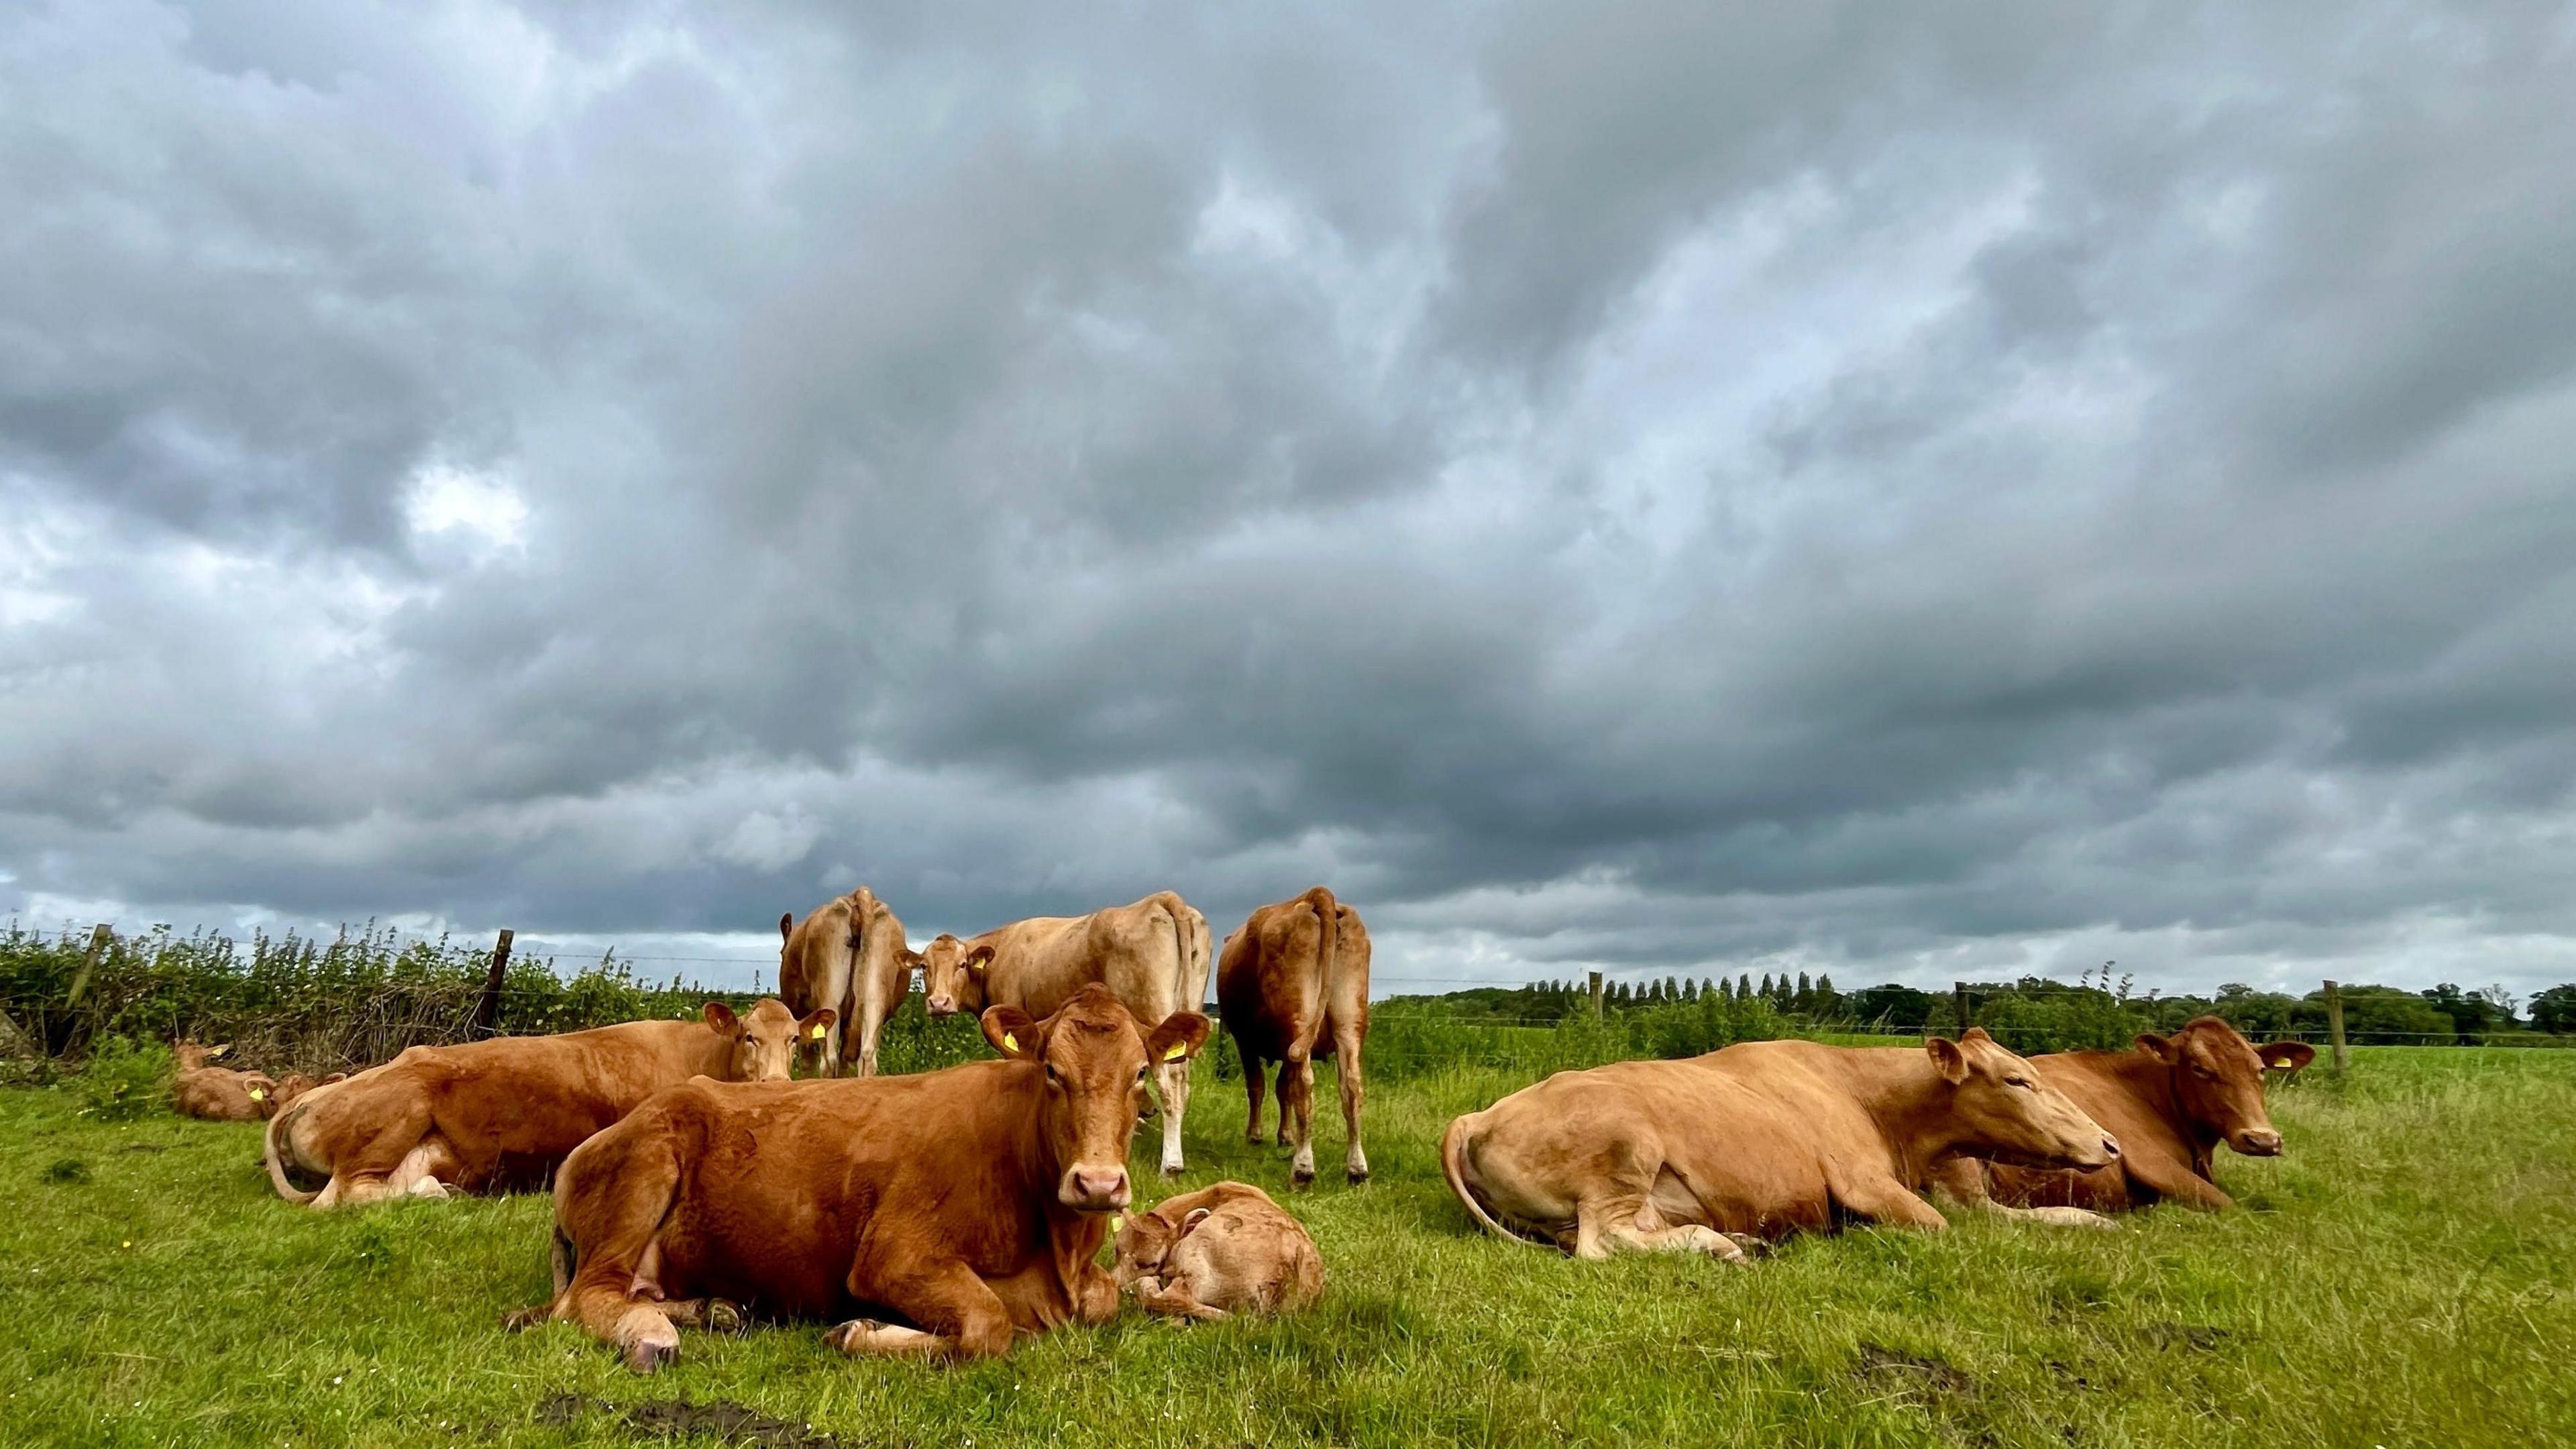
[
  {"left": 1738, "top": 972, "right": 1754, "bottom": 1000},
  {"left": 2422, "top": 983, "right": 2504, "bottom": 1040},
  {"left": 1758, "top": 973, "right": 1774, "bottom": 1001},
  {"left": 2528, "top": 985, "right": 2576, "bottom": 1034},
  {"left": 1813, "top": 973, "right": 1840, "bottom": 1016},
  {"left": 1794, "top": 971, "right": 1815, "bottom": 1014},
  {"left": 1844, "top": 983, "right": 1937, "bottom": 1032}
]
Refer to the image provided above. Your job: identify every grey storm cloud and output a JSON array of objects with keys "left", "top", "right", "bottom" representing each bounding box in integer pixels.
[{"left": 3, "top": 0, "right": 2573, "bottom": 998}]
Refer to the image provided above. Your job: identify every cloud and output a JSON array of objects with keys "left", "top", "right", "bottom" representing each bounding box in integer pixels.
[{"left": 3, "top": 0, "right": 2573, "bottom": 999}]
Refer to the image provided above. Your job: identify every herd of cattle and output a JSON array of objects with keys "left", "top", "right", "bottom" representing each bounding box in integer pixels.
[{"left": 154, "top": 885, "right": 2317, "bottom": 1371}]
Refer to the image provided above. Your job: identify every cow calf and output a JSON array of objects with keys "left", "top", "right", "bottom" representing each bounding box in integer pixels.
[
  {"left": 170, "top": 1042, "right": 278, "bottom": 1122},
  {"left": 1111, "top": 1180, "right": 1324, "bottom": 1321}
]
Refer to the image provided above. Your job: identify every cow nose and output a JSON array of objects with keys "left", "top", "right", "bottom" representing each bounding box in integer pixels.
[
  {"left": 2099, "top": 1134, "right": 2121, "bottom": 1161},
  {"left": 925, "top": 995, "right": 954, "bottom": 1016},
  {"left": 1063, "top": 1167, "right": 1131, "bottom": 1210},
  {"left": 2237, "top": 1128, "right": 2282, "bottom": 1156}
]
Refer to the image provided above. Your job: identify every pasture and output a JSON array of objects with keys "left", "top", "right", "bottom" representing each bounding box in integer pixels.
[{"left": 4, "top": 1046, "right": 2572, "bottom": 1449}]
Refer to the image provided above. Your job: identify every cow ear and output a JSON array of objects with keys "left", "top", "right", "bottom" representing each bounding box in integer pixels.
[
  {"left": 2258, "top": 1041, "right": 2315, "bottom": 1073},
  {"left": 1959, "top": 1026, "right": 1994, "bottom": 1046},
  {"left": 1926, "top": 1036, "right": 1970, "bottom": 1085},
  {"left": 702, "top": 1002, "right": 742, "bottom": 1034},
  {"left": 1181, "top": 1207, "right": 1213, "bottom": 1235},
  {"left": 983, "top": 1006, "right": 1041, "bottom": 1062},
  {"left": 966, "top": 943, "right": 996, "bottom": 973},
  {"left": 798, "top": 1008, "right": 839, "bottom": 1042},
  {"left": 322, "top": 1072, "right": 348, "bottom": 1084},
  {"left": 1144, "top": 1012, "right": 1212, "bottom": 1065},
  {"left": 779, "top": 912, "right": 795, "bottom": 943},
  {"left": 2133, "top": 1033, "right": 2178, "bottom": 1063},
  {"left": 208, "top": 1042, "right": 231, "bottom": 1059}
]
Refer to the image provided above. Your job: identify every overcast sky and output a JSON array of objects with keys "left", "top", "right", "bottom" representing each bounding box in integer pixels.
[{"left": 5, "top": 1, "right": 2573, "bottom": 1000}]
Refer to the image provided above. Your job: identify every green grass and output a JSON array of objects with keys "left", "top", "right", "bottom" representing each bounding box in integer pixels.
[{"left": 3, "top": 1049, "right": 2573, "bottom": 1448}]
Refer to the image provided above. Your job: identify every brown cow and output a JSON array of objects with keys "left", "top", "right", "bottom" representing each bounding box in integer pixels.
[
  {"left": 170, "top": 1042, "right": 276, "bottom": 1122},
  {"left": 778, "top": 886, "right": 919, "bottom": 1078},
  {"left": 919, "top": 890, "right": 1213, "bottom": 1175},
  {"left": 1216, "top": 887, "right": 1372, "bottom": 1185},
  {"left": 1440, "top": 1028, "right": 2121, "bottom": 1259},
  {"left": 1110, "top": 1179, "right": 1324, "bottom": 1321},
  {"left": 1931, "top": 1016, "right": 2315, "bottom": 1214},
  {"left": 507, "top": 984, "right": 1212, "bottom": 1371},
  {"left": 262, "top": 999, "right": 826, "bottom": 1209}
]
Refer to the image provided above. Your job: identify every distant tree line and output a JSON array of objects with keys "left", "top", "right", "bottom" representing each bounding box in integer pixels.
[{"left": 1393, "top": 965, "right": 2576, "bottom": 1051}]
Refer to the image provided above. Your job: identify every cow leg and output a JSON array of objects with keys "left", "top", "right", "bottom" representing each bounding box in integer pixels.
[
  {"left": 392, "top": 1136, "right": 462, "bottom": 1199},
  {"left": 1157, "top": 1057, "right": 1191, "bottom": 1177},
  {"left": 1572, "top": 1195, "right": 1748, "bottom": 1263},
  {"left": 1273, "top": 1061, "right": 1294, "bottom": 1146},
  {"left": 1240, "top": 1047, "right": 1269, "bottom": 1144},
  {"left": 834, "top": 1259, "right": 1014, "bottom": 1361},
  {"left": 1135, "top": 1277, "right": 1228, "bottom": 1322},
  {"left": 1332, "top": 1020, "right": 1368, "bottom": 1183},
  {"left": 849, "top": 998, "right": 884, "bottom": 1080},
  {"left": 559, "top": 1152, "right": 690, "bottom": 1373},
  {"left": 1824, "top": 1165, "right": 1951, "bottom": 1231},
  {"left": 1284, "top": 1051, "right": 1318, "bottom": 1186}
]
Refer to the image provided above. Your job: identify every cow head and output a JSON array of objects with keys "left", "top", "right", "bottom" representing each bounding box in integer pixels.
[
  {"left": 2135, "top": 1016, "right": 2312, "bottom": 1157},
  {"left": 1931, "top": 1028, "right": 2121, "bottom": 1171},
  {"left": 172, "top": 1040, "right": 231, "bottom": 1071},
  {"left": 981, "top": 984, "right": 1210, "bottom": 1213},
  {"left": 1109, "top": 1204, "right": 1216, "bottom": 1288},
  {"left": 269, "top": 1071, "right": 346, "bottom": 1114},
  {"left": 706, "top": 998, "right": 835, "bottom": 1082},
  {"left": 922, "top": 934, "right": 997, "bottom": 1018}
]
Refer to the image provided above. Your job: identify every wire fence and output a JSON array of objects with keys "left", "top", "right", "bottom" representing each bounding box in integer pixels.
[{"left": 5, "top": 918, "right": 2568, "bottom": 1085}]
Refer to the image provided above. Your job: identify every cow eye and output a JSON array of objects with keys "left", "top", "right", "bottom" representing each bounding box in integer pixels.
[
  {"left": 2006, "top": 1077, "right": 2034, "bottom": 1090},
  {"left": 1044, "top": 1063, "right": 1064, "bottom": 1089}
]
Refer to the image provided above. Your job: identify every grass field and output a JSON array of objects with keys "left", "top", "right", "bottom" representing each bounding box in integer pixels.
[{"left": 5, "top": 1046, "right": 2573, "bottom": 1448}]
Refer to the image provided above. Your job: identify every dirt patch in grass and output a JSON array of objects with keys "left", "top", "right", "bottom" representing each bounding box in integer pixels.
[
  {"left": 1853, "top": 1341, "right": 1975, "bottom": 1398},
  {"left": 537, "top": 1391, "right": 866, "bottom": 1448}
]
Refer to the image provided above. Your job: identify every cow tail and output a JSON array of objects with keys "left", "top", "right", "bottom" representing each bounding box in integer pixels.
[
  {"left": 263, "top": 1094, "right": 322, "bottom": 1205},
  {"left": 1303, "top": 886, "right": 1338, "bottom": 1028},
  {"left": 1442, "top": 1112, "right": 1540, "bottom": 1246},
  {"left": 843, "top": 895, "right": 869, "bottom": 1069},
  {"left": 549, "top": 1223, "right": 577, "bottom": 1297}
]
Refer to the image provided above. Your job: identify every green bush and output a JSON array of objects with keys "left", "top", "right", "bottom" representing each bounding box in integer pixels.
[{"left": 73, "top": 1036, "right": 171, "bottom": 1122}]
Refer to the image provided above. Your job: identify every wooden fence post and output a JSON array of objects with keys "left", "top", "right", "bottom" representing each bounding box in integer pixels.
[
  {"left": 1953, "top": 981, "right": 1972, "bottom": 1037},
  {"left": 472, "top": 929, "right": 515, "bottom": 1036},
  {"left": 2324, "top": 979, "right": 2347, "bottom": 1076},
  {"left": 1589, "top": 971, "right": 1604, "bottom": 1021},
  {"left": 65, "top": 923, "right": 113, "bottom": 1008}
]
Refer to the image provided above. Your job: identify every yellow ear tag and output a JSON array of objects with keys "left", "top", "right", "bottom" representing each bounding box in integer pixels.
[
  {"left": 248, "top": 1087, "right": 264, "bottom": 1100},
  {"left": 2271, "top": 1058, "right": 2290, "bottom": 1069},
  {"left": 1003, "top": 1032, "right": 1018, "bottom": 1053},
  {"left": 810, "top": 1024, "right": 828, "bottom": 1040},
  {"left": 1109, "top": 1214, "right": 1124, "bottom": 1233},
  {"left": 1162, "top": 1042, "right": 1187, "bottom": 1061}
]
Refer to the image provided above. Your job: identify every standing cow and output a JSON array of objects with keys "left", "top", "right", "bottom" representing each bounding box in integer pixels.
[
  {"left": 508, "top": 985, "right": 1212, "bottom": 1370},
  {"left": 779, "top": 886, "right": 921, "bottom": 1078},
  {"left": 1931, "top": 1016, "right": 2315, "bottom": 1214},
  {"left": 919, "top": 890, "right": 1212, "bottom": 1176},
  {"left": 1441, "top": 1028, "right": 2121, "bottom": 1259},
  {"left": 1216, "top": 887, "right": 1372, "bottom": 1185}
]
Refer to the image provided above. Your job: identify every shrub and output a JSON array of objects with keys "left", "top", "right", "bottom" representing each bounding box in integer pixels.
[{"left": 74, "top": 1036, "right": 172, "bottom": 1122}]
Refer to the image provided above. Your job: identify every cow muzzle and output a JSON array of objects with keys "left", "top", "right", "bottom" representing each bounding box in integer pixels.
[
  {"left": 924, "top": 994, "right": 958, "bottom": 1018},
  {"left": 2232, "top": 1127, "right": 2283, "bottom": 1157},
  {"left": 1059, "top": 1165, "right": 1131, "bottom": 1212}
]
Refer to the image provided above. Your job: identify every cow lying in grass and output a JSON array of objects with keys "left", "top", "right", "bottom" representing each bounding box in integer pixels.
[
  {"left": 507, "top": 985, "right": 1210, "bottom": 1371},
  {"left": 1931, "top": 1016, "right": 2314, "bottom": 1214},
  {"left": 1440, "top": 1028, "right": 2121, "bottom": 1259},
  {"left": 1110, "top": 1180, "right": 1323, "bottom": 1321},
  {"left": 262, "top": 999, "right": 825, "bottom": 1208},
  {"left": 170, "top": 1042, "right": 276, "bottom": 1122}
]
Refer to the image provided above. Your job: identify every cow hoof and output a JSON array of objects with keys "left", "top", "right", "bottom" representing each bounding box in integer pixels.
[
  {"left": 1346, "top": 1166, "right": 1371, "bottom": 1185},
  {"left": 1289, "top": 1169, "right": 1316, "bottom": 1191},
  {"left": 704, "top": 1299, "right": 745, "bottom": 1334},
  {"left": 1722, "top": 1232, "right": 1770, "bottom": 1258},
  {"left": 624, "top": 1339, "right": 677, "bottom": 1375},
  {"left": 406, "top": 1178, "right": 451, "bottom": 1200},
  {"left": 1161, "top": 1164, "right": 1187, "bottom": 1179},
  {"left": 827, "top": 1318, "right": 879, "bottom": 1352},
  {"left": 499, "top": 1305, "right": 550, "bottom": 1333}
]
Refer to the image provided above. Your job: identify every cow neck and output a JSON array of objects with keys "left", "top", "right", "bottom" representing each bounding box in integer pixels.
[
  {"left": 1848, "top": 1053, "right": 1987, "bottom": 1181},
  {"left": 2093, "top": 1049, "right": 2200, "bottom": 1163},
  {"left": 691, "top": 1022, "right": 737, "bottom": 1081},
  {"left": 1002, "top": 1062, "right": 1106, "bottom": 1296}
]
